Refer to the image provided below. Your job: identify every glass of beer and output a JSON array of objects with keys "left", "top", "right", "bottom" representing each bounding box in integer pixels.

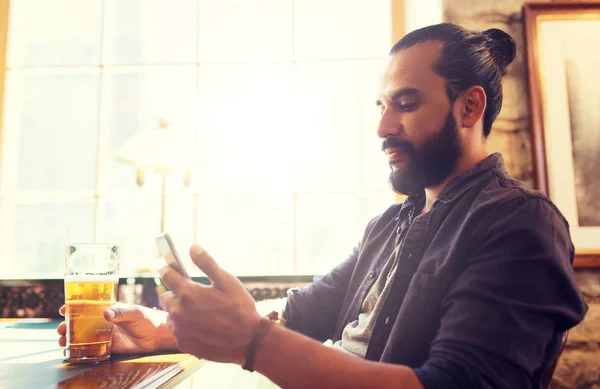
[{"left": 64, "top": 243, "right": 119, "bottom": 363}]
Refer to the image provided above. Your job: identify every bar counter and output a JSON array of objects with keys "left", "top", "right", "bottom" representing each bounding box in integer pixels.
[{"left": 0, "top": 319, "right": 279, "bottom": 389}]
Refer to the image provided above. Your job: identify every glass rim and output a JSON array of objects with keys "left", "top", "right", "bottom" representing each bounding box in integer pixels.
[{"left": 67, "top": 243, "right": 118, "bottom": 247}]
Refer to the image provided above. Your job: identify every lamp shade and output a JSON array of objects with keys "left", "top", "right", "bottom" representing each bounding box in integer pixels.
[{"left": 115, "top": 120, "right": 195, "bottom": 171}]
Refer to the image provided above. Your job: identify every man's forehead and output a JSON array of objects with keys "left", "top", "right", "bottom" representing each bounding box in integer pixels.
[{"left": 380, "top": 41, "right": 445, "bottom": 97}]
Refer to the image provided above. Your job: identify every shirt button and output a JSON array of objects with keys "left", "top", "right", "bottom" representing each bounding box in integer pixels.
[
  {"left": 407, "top": 252, "right": 413, "bottom": 260},
  {"left": 369, "top": 270, "right": 376, "bottom": 278},
  {"left": 384, "top": 317, "right": 390, "bottom": 325}
]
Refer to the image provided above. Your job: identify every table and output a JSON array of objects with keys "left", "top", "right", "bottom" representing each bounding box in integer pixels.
[{"left": 0, "top": 319, "right": 280, "bottom": 389}]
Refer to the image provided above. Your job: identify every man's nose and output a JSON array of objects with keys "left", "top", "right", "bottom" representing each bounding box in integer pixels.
[{"left": 377, "top": 109, "right": 401, "bottom": 139}]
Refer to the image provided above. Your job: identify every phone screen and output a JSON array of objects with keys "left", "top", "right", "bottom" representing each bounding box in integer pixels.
[{"left": 155, "top": 233, "right": 190, "bottom": 278}]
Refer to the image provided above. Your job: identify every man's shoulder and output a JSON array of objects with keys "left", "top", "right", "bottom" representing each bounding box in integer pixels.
[
  {"left": 469, "top": 171, "right": 568, "bottom": 227},
  {"left": 442, "top": 153, "right": 563, "bottom": 220}
]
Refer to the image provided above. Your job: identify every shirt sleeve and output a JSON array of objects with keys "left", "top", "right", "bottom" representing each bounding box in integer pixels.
[
  {"left": 283, "top": 246, "right": 359, "bottom": 342},
  {"left": 414, "top": 197, "right": 588, "bottom": 389}
]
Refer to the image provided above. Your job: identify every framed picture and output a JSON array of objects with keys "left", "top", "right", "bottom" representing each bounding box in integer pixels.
[{"left": 524, "top": 2, "right": 600, "bottom": 268}]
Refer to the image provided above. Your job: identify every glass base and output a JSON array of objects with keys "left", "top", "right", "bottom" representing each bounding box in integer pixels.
[
  {"left": 66, "top": 343, "right": 111, "bottom": 364},
  {"left": 66, "top": 354, "right": 111, "bottom": 364}
]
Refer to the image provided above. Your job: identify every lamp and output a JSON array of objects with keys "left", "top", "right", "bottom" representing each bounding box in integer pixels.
[{"left": 115, "top": 118, "right": 194, "bottom": 233}]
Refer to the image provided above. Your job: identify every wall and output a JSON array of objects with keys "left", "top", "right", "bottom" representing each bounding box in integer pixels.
[{"left": 442, "top": 0, "right": 600, "bottom": 387}]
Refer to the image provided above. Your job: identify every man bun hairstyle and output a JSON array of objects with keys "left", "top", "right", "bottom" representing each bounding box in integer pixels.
[
  {"left": 483, "top": 28, "right": 517, "bottom": 74},
  {"left": 390, "top": 23, "right": 517, "bottom": 137}
]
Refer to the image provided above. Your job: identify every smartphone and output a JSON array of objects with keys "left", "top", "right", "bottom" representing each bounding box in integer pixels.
[{"left": 155, "top": 233, "right": 190, "bottom": 278}]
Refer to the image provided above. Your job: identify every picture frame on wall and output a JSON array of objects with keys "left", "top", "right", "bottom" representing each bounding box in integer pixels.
[{"left": 524, "top": 2, "right": 600, "bottom": 268}]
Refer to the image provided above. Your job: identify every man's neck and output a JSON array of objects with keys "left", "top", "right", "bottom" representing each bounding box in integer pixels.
[{"left": 421, "top": 151, "right": 489, "bottom": 214}]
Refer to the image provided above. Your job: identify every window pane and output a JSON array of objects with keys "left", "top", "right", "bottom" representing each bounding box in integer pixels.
[
  {"left": 99, "top": 190, "right": 194, "bottom": 277},
  {"left": 7, "top": 0, "right": 103, "bottom": 67},
  {"left": 100, "top": 194, "right": 161, "bottom": 277},
  {"left": 296, "top": 192, "right": 395, "bottom": 275},
  {"left": 195, "top": 193, "right": 295, "bottom": 276},
  {"left": 0, "top": 199, "right": 9, "bottom": 275},
  {"left": 294, "top": 60, "right": 387, "bottom": 192},
  {"left": 198, "top": 0, "right": 293, "bottom": 62},
  {"left": 104, "top": 0, "right": 198, "bottom": 64},
  {"left": 1, "top": 71, "right": 21, "bottom": 193},
  {"left": 15, "top": 71, "right": 100, "bottom": 191},
  {"left": 163, "top": 192, "right": 196, "bottom": 273},
  {"left": 357, "top": 60, "right": 392, "bottom": 192},
  {"left": 105, "top": 67, "right": 197, "bottom": 193},
  {"left": 11, "top": 202, "right": 95, "bottom": 279},
  {"left": 196, "top": 64, "right": 294, "bottom": 193},
  {"left": 294, "top": 0, "right": 391, "bottom": 60}
]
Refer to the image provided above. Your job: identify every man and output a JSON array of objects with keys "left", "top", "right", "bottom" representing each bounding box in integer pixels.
[{"left": 58, "top": 23, "right": 587, "bottom": 388}]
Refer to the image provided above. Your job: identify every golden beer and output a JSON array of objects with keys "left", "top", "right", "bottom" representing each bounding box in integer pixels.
[{"left": 65, "top": 276, "right": 118, "bottom": 363}]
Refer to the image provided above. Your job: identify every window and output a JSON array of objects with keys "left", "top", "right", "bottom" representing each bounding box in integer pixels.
[{"left": 0, "top": 0, "right": 396, "bottom": 279}]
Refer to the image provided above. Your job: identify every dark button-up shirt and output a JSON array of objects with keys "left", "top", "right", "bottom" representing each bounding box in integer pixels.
[{"left": 284, "top": 153, "right": 588, "bottom": 389}]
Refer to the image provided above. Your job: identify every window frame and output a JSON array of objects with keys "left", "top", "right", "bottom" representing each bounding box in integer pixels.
[
  {"left": 0, "top": 0, "right": 406, "bottom": 281},
  {"left": 0, "top": 0, "right": 9, "bottom": 186}
]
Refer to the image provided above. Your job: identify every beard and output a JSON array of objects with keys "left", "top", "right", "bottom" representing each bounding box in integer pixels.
[{"left": 385, "top": 111, "right": 462, "bottom": 197}]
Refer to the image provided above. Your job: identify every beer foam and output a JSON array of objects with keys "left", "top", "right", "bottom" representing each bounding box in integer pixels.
[
  {"left": 66, "top": 299, "right": 114, "bottom": 306},
  {"left": 65, "top": 275, "right": 119, "bottom": 283}
]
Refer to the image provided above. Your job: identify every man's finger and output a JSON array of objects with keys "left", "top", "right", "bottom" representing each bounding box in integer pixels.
[
  {"left": 159, "top": 265, "right": 191, "bottom": 295},
  {"left": 159, "top": 291, "right": 177, "bottom": 313},
  {"left": 189, "top": 245, "right": 231, "bottom": 289},
  {"left": 57, "top": 321, "right": 66, "bottom": 336},
  {"left": 104, "top": 303, "right": 144, "bottom": 324},
  {"left": 59, "top": 305, "right": 65, "bottom": 316}
]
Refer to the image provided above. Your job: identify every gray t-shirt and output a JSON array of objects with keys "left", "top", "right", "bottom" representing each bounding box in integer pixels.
[{"left": 332, "top": 243, "right": 401, "bottom": 358}]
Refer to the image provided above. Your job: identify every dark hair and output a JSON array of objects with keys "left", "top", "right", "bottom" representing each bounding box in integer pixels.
[{"left": 390, "top": 23, "right": 516, "bottom": 137}]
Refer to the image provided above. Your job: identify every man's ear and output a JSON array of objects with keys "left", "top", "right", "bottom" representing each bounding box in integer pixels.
[{"left": 459, "top": 86, "right": 486, "bottom": 129}]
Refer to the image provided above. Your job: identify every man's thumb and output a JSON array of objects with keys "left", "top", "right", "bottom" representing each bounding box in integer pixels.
[
  {"left": 104, "top": 304, "right": 144, "bottom": 323},
  {"left": 189, "top": 245, "right": 229, "bottom": 288}
]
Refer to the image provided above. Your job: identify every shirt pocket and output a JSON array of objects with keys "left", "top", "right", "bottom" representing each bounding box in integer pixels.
[
  {"left": 384, "top": 272, "right": 451, "bottom": 364},
  {"left": 401, "top": 272, "right": 451, "bottom": 328},
  {"left": 407, "top": 272, "right": 450, "bottom": 293}
]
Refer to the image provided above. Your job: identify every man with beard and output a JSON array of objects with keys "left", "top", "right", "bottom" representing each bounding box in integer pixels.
[{"left": 57, "top": 24, "right": 587, "bottom": 389}]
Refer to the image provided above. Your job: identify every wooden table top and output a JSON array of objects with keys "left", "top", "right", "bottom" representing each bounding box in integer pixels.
[{"left": 0, "top": 319, "right": 205, "bottom": 389}]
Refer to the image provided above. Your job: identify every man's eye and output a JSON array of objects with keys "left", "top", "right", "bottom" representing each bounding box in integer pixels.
[{"left": 399, "top": 103, "right": 417, "bottom": 111}]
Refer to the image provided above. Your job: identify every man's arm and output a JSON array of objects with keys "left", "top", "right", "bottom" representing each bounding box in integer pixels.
[
  {"left": 283, "top": 212, "right": 387, "bottom": 340},
  {"left": 283, "top": 246, "right": 359, "bottom": 341},
  {"left": 158, "top": 243, "right": 425, "bottom": 388},
  {"left": 251, "top": 245, "right": 358, "bottom": 339},
  {"left": 253, "top": 323, "right": 424, "bottom": 389}
]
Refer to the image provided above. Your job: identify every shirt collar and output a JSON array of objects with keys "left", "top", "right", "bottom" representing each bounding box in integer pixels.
[
  {"left": 403, "top": 153, "right": 506, "bottom": 208},
  {"left": 437, "top": 153, "right": 506, "bottom": 202}
]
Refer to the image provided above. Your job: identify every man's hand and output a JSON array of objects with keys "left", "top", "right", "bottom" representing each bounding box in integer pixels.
[
  {"left": 57, "top": 303, "right": 177, "bottom": 354},
  {"left": 159, "top": 245, "right": 262, "bottom": 364}
]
